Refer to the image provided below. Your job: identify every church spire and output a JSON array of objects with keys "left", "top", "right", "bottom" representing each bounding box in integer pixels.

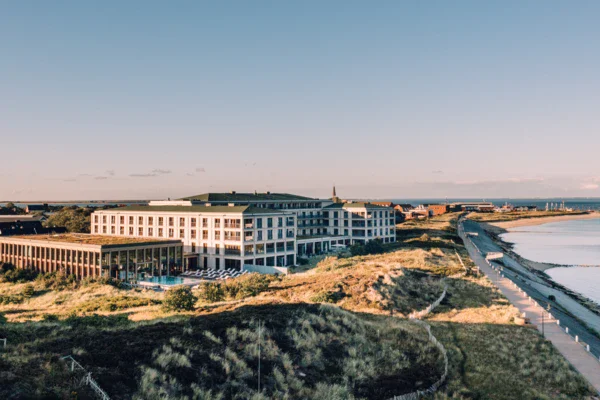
[{"left": 332, "top": 185, "right": 337, "bottom": 197}]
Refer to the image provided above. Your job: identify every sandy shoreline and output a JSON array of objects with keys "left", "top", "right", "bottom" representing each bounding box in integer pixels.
[{"left": 489, "top": 212, "right": 600, "bottom": 231}]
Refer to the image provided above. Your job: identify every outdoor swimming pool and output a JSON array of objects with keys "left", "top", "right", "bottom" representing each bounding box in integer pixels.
[{"left": 143, "top": 276, "right": 184, "bottom": 285}]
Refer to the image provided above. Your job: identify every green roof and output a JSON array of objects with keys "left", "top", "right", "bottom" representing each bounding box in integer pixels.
[
  {"left": 96, "top": 205, "right": 287, "bottom": 215},
  {"left": 180, "top": 192, "right": 316, "bottom": 202}
]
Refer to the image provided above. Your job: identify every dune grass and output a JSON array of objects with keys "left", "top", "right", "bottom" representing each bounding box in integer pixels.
[{"left": 0, "top": 213, "right": 596, "bottom": 399}]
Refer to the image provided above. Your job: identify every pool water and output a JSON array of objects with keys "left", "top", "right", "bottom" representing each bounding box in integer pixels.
[{"left": 143, "top": 276, "right": 184, "bottom": 285}]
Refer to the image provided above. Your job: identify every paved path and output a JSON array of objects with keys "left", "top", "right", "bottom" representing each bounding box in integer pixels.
[{"left": 458, "top": 220, "right": 600, "bottom": 394}]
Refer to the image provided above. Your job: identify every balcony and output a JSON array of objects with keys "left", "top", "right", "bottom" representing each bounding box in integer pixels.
[
  {"left": 244, "top": 235, "right": 254, "bottom": 241},
  {"left": 244, "top": 223, "right": 254, "bottom": 229},
  {"left": 225, "top": 249, "right": 241, "bottom": 256},
  {"left": 225, "top": 223, "right": 241, "bottom": 229}
]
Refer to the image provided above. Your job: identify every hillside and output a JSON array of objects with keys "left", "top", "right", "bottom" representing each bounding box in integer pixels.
[{"left": 0, "top": 213, "right": 595, "bottom": 399}]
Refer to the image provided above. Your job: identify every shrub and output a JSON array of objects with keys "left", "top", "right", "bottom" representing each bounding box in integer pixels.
[
  {"left": 0, "top": 313, "right": 6, "bottom": 324},
  {"left": 36, "top": 272, "right": 78, "bottom": 291},
  {"left": 22, "top": 284, "right": 35, "bottom": 298},
  {"left": 196, "top": 282, "right": 225, "bottom": 303},
  {"left": 297, "top": 257, "right": 309, "bottom": 266},
  {"left": 223, "top": 273, "right": 272, "bottom": 299},
  {"left": 0, "top": 266, "right": 38, "bottom": 283},
  {"left": 42, "top": 314, "right": 59, "bottom": 322},
  {"left": 350, "top": 239, "right": 385, "bottom": 257},
  {"left": 163, "top": 286, "right": 197, "bottom": 312}
]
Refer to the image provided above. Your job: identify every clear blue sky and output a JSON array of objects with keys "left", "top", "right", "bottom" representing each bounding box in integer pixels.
[{"left": 2, "top": 1, "right": 599, "bottom": 200}]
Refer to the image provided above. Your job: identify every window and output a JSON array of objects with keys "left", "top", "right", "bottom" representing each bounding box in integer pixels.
[
  {"left": 286, "top": 241, "right": 294, "bottom": 251},
  {"left": 215, "top": 244, "right": 220, "bottom": 254},
  {"left": 120, "top": 216, "right": 125, "bottom": 224},
  {"left": 139, "top": 227, "right": 143, "bottom": 236},
  {"left": 179, "top": 217, "right": 185, "bottom": 226},
  {"left": 278, "top": 229, "right": 283, "bottom": 239},
  {"left": 225, "top": 245, "right": 240, "bottom": 255},
  {"left": 256, "top": 218, "right": 263, "bottom": 228},
  {"left": 224, "top": 231, "right": 241, "bottom": 241},
  {"left": 278, "top": 217, "right": 283, "bottom": 227},
  {"left": 203, "top": 243, "right": 207, "bottom": 254},
  {"left": 94, "top": 215, "right": 98, "bottom": 223},
  {"left": 191, "top": 243, "right": 196, "bottom": 252},
  {"left": 191, "top": 230, "right": 196, "bottom": 239},
  {"left": 169, "top": 228, "right": 174, "bottom": 238},
  {"left": 129, "top": 216, "right": 134, "bottom": 224},
  {"left": 102, "top": 215, "right": 107, "bottom": 223},
  {"left": 158, "top": 228, "right": 163, "bottom": 237},
  {"left": 256, "top": 243, "right": 265, "bottom": 254},
  {"left": 111, "top": 216, "right": 116, "bottom": 224},
  {"left": 139, "top": 216, "right": 144, "bottom": 225},
  {"left": 180, "top": 229, "right": 185, "bottom": 238},
  {"left": 202, "top": 230, "right": 208, "bottom": 239},
  {"left": 245, "top": 244, "right": 254, "bottom": 255},
  {"left": 266, "top": 243, "right": 275, "bottom": 253},
  {"left": 215, "top": 231, "right": 221, "bottom": 240},
  {"left": 225, "top": 219, "right": 241, "bottom": 228},
  {"left": 276, "top": 242, "right": 284, "bottom": 252},
  {"left": 111, "top": 226, "right": 116, "bottom": 234},
  {"left": 257, "top": 231, "right": 263, "bottom": 241},
  {"left": 267, "top": 230, "right": 273, "bottom": 240},
  {"left": 149, "top": 217, "right": 154, "bottom": 225},
  {"left": 158, "top": 217, "right": 164, "bottom": 225},
  {"left": 102, "top": 226, "right": 107, "bottom": 234},
  {"left": 215, "top": 218, "right": 221, "bottom": 228},
  {"left": 149, "top": 227, "right": 154, "bottom": 236},
  {"left": 129, "top": 227, "right": 133, "bottom": 235},
  {"left": 168, "top": 217, "right": 174, "bottom": 226},
  {"left": 191, "top": 218, "right": 197, "bottom": 227},
  {"left": 267, "top": 218, "right": 273, "bottom": 228},
  {"left": 94, "top": 225, "right": 98, "bottom": 233},
  {"left": 202, "top": 218, "right": 208, "bottom": 227}
]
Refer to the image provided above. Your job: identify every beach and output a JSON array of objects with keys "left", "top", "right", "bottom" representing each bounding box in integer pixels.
[{"left": 488, "top": 212, "right": 600, "bottom": 232}]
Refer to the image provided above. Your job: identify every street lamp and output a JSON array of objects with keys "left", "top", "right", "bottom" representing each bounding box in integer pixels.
[{"left": 542, "top": 303, "right": 551, "bottom": 338}]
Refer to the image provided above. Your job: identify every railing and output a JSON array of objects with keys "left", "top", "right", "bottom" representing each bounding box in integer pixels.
[
  {"left": 244, "top": 223, "right": 254, "bottom": 229},
  {"left": 61, "top": 355, "right": 111, "bottom": 400}
]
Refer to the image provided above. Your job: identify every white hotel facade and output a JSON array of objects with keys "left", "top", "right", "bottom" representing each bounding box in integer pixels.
[{"left": 91, "top": 192, "right": 395, "bottom": 270}]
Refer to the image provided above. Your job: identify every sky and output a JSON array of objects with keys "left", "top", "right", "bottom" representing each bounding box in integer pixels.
[{"left": 2, "top": 1, "right": 600, "bottom": 201}]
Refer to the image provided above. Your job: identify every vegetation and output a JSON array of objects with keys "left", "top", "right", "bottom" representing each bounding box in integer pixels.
[
  {"left": 349, "top": 238, "right": 384, "bottom": 256},
  {"left": 0, "top": 202, "right": 26, "bottom": 215},
  {"left": 43, "top": 205, "right": 95, "bottom": 233},
  {"left": 0, "top": 213, "right": 595, "bottom": 399},
  {"left": 162, "top": 286, "right": 197, "bottom": 312}
]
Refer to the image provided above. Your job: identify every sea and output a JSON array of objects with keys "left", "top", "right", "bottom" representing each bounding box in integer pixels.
[{"left": 501, "top": 218, "right": 600, "bottom": 305}]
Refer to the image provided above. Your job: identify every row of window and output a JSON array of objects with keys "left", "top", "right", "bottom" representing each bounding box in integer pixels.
[
  {"left": 93, "top": 215, "right": 295, "bottom": 229},
  {"left": 93, "top": 224, "right": 297, "bottom": 242}
]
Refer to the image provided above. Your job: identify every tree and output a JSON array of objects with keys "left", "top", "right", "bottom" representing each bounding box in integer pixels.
[
  {"left": 44, "top": 206, "right": 94, "bottom": 233},
  {"left": 163, "top": 286, "right": 197, "bottom": 311},
  {"left": 0, "top": 202, "right": 25, "bottom": 215}
]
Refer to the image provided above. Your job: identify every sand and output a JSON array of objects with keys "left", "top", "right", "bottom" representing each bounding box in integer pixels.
[{"left": 490, "top": 212, "right": 600, "bottom": 231}]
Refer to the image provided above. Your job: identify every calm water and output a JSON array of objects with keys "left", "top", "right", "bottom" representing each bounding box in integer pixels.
[
  {"left": 546, "top": 267, "right": 600, "bottom": 305},
  {"left": 502, "top": 219, "right": 600, "bottom": 305},
  {"left": 501, "top": 219, "right": 600, "bottom": 266}
]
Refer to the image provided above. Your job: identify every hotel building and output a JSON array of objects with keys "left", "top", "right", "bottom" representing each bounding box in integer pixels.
[
  {"left": 0, "top": 234, "right": 182, "bottom": 279},
  {"left": 91, "top": 191, "right": 395, "bottom": 271}
]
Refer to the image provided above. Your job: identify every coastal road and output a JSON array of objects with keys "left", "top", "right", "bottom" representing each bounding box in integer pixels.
[
  {"left": 461, "top": 219, "right": 600, "bottom": 358},
  {"left": 459, "top": 219, "right": 600, "bottom": 394}
]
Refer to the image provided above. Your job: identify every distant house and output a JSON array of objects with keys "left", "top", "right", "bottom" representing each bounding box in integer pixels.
[
  {"left": 25, "top": 204, "right": 48, "bottom": 214},
  {"left": 423, "top": 204, "right": 448, "bottom": 216},
  {"left": 448, "top": 202, "right": 495, "bottom": 213},
  {"left": 0, "top": 215, "right": 65, "bottom": 237}
]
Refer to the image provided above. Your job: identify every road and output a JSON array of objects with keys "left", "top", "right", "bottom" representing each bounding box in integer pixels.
[{"left": 459, "top": 219, "right": 600, "bottom": 393}]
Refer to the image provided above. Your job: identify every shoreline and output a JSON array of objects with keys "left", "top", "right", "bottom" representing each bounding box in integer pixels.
[
  {"left": 488, "top": 212, "right": 600, "bottom": 232},
  {"left": 473, "top": 219, "right": 600, "bottom": 332}
]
